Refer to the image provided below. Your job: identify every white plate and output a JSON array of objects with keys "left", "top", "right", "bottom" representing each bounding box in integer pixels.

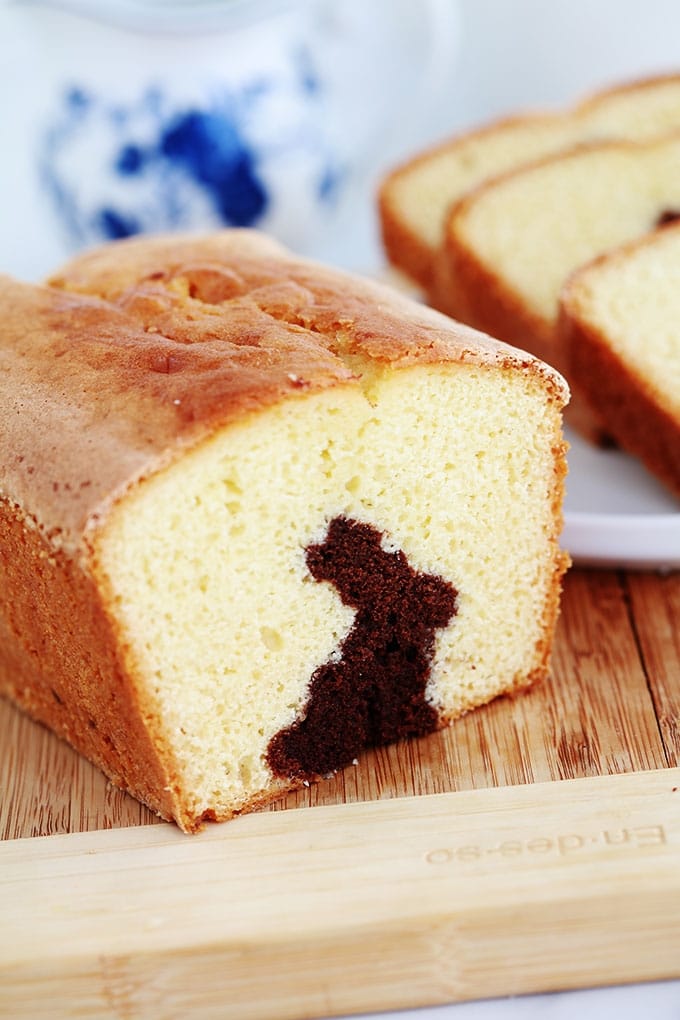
[{"left": 561, "top": 427, "right": 680, "bottom": 570}]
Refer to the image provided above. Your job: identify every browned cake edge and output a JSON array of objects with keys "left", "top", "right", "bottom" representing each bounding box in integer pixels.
[{"left": 559, "top": 253, "right": 680, "bottom": 499}]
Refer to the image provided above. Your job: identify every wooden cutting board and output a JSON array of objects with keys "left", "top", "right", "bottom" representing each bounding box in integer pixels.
[{"left": 2, "top": 567, "right": 680, "bottom": 1019}]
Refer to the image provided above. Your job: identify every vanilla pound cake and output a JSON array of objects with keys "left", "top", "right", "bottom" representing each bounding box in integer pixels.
[
  {"left": 378, "top": 73, "right": 680, "bottom": 303},
  {"left": 560, "top": 223, "right": 680, "bottom": 498},
  {"left": 0, "top": 230, "right": 569, "bottom": 831}
]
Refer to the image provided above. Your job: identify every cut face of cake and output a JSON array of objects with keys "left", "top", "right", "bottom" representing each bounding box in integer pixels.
[
  {"left": 378, "top": 73, "right": 680, "bottom": 302},
  {"left": 560, "top": 223, "right": 680, "bottom": 499},
  {"left": 0, "top": 230, "right": 569, "bottom": 831}
]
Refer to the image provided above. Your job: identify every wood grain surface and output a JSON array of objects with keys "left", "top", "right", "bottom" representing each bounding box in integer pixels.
[
  {"left": 2, "top": 566, "right": 680, "bottom": 1020},
  {"left": 4, "top": 767, "right": 680, "bottom": 1020},
  {"left": 2, "top": 567, "right": 678, "bottom": 840}
]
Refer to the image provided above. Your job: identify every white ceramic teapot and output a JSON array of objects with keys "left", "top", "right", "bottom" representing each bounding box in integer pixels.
[{"left": 0, "top": 0, "right": 459, "bottom": 279}]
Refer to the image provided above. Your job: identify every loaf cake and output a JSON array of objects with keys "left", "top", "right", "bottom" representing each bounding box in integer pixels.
[
  {"left": 378, "top": 73, "right": 680, "bottom": 306},
  {"left": 560, "top": 222, "right": 680, "bottom": 498},
  {"left": 0, "top": 230, "right": 569, "bottom": 831}
]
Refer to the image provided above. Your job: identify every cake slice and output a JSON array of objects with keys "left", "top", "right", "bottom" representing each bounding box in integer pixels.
[
  {"left": 441, "top": 133, "right": 680, "bottom": 438},
  {"left": 0, "top": 230, "right": 569, "bottom": 831},
  {"left": 378, "top": 73, "right": 680, "bottom": 303},
  {"left": 559, "top": 222, "right": 680, "bottom": 498}
]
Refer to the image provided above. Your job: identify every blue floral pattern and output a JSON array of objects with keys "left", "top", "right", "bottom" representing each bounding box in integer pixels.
[{"left": 39, "top": 48, "right": 344, "bottom": 248}]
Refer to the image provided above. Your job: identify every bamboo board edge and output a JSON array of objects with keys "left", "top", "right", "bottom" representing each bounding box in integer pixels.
[{"left": 3, "top": 767, "right": 680, "bottom": 1019}]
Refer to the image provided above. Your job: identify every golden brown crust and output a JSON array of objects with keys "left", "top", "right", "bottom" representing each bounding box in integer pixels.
[
  {"left": 573, "top": 69, "right": 680, "bottom": 109},
  {"left": 559, "top": 252, "right": 680, "bottom": 498},
  {"left": 0, "top": 237, "right": 515, "bottom": 551},
  {"left": 2, "top": 229, "right": 565, "bottom": 552},
  {"left": 443, "top": 207, "right": 556, "bottom": 364},
  {"left": 0, "top": 499, "right": 182, "bottom": 824},
  {"left": 48, "top": 229, "right": 563, "bottom": 371},
  {"left": 562, "top": 309, "right": 680, "bottom": 496},
  {"left": 54, "top": 230, "right": 570, "bottom": 381},
  {"left": 540, "top": 476, "right": 572, "bottom": 682}
]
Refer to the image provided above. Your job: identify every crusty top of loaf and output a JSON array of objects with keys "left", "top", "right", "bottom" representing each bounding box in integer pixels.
[{"left": 0, "top": 230, "right": 567, "bottom": 554}]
